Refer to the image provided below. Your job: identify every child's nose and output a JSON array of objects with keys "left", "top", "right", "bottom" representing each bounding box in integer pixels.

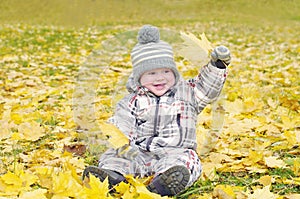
[{"left": 156, "top": 73, "right": 165, "bottom": 81}]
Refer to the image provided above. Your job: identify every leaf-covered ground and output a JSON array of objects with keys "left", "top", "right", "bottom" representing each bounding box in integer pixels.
[{"left": 0, "top": 21, "right": 299, "bottom": 198}]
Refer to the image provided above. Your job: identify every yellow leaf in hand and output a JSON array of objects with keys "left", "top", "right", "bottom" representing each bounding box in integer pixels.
[
  {"left": 178, "top": 31, "right": 213, "bottom": 66},
  {"left": 99, "top": 121, "right": 128, "bottom": 148}
]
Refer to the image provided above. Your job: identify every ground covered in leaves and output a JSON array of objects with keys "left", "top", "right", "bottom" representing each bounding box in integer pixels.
[{"left": 0, "top": 22, "right": 299, "bottom": 198}]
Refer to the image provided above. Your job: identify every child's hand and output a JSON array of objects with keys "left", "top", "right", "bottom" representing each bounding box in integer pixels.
[{"left": 211, "top": 46, "right": 231, "bottom": 68}]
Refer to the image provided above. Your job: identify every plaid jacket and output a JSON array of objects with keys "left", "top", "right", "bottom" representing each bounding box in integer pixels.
[{"left": 109, "top": 62, "right": 227, "bottom": 152}]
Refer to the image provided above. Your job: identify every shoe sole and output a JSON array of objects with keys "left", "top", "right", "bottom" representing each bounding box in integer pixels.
[
  {"left": 82, "top": 166, "right": 108, "bottom": 181},
  {"left": 147, "top": 165, "right": 190, "bottom": 196},
  {"left": 82, "top": 166, "right": 126, "bottom": 186}
]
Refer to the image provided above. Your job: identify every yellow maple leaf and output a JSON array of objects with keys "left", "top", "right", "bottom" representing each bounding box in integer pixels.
[
  {"left": 19, "top": 189, "right": 47, "bottom": 199},
  {"left": 281, "top": 115, "right": 296, "bottom": 130},
  {"left": 114, "top": 181, "right": 130, "bottom": 196},
  {"left": 212, "top": 185, "right": 235, "bottom": 199},
  {"left": 17, "top": 121, "right": 45, "bottom": 141},
  {"left": 201, "top": 162, "right": 220, "bottom": 181},
  {"left": 20, "top": 172, "right": 39, "bottom": 189},
  {"left": 125, "top": 175, "right": 165, "bottom": 199},
  {"left": 51, "top": 171, "right": 83, "bottom": 198},
  {"left": 0, "top": 170, "right": 34, "bottom": 196},
  {"left": 0, "top": 121, "right": 11, "bottom": 140},
  {"left": 244, "top": 150, "right": 264, "bottom": 166},
  {"left": 282, "top": 177, "right": 300, "bottom": 186},
  {"left": 281, "top": 194, "right": 300, "bottom": 199},
  {"left": 83, "top": 175, "right": 112, "bottom": 199},
  {"left": 226, "top": 99, "right": 244, "bottom": 116},
  {"left": 99, "top": 121, "right": 128, "bottom": 149},
  {"left": 264, "top": 156, "right": 286, "bottom": 168},
  {"left": 259, "top": 175, "right": 273, "bottom": 186},
  {"left": 248, "top": 185, "right": 277, "bottom": 199},
  {"left": 34, "top": 167, "right": 54, "bottom": 189},
  {"left": 178, "top": 31, "right": 213, "bottom": 66},
  {"left": 1, "top": 171, "right": 22, "bottom": 187},
  {"left": 284, "top": 130, "right": 297, "bottom": 146}
]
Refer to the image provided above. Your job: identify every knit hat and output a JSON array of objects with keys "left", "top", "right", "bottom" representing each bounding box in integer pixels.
[{"left": 131, "top": 25, "right": 180, "bottom": 85}]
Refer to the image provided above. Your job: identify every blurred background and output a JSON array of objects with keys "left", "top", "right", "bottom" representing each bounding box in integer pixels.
[{"left": 0, "top": 0, "right": 299, "bottom": 27}]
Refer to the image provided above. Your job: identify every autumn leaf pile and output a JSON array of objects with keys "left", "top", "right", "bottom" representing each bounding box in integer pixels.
[{"left": 0, "top": 22, "right": 299, "bottom": 198}]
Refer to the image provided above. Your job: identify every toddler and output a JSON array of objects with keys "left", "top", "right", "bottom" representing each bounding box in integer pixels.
[{"left": 83, "top": 24, "right": 230, "bottom": 196}]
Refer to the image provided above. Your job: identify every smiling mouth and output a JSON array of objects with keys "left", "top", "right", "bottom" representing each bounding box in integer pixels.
[{"left": 154, "top": 83, "right": 166, "bottom": 90}]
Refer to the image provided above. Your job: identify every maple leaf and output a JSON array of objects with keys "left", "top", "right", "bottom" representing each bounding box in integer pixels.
[
  {"left": 19, "top": 189, "right": 47, "bottom": 199},
  {"left": 98, "top": 121, "right": 129, "bottom": 149},
  {"left": 248, "top": 185, "right": 277, "bottom": 199},
  {"left": 212, "top": 185, "right": 235, "bottom": 199},
  {"left": 50, "top": 171, "right": 83, "bottom": 198},
  {"left": 264, "top": 156, "right": 287, "bottom": 168},
  {"left": 63, "top": 143, "right": 87, "bottom": 156},
  {"left": 114, "top": 181, "right": 130, "bottom": 196},
  {"left": 178, "top": 31, "right": 213, "bottom": 67},
  {"left": 242, "top": 150, "right": 264, "bottom": 167},
  {"left": 17, "top": 121, "right": 45, "bottom": 141},
  {"left": 124, "top": 175, "right": 167, "bottom": 199},
  {"left": 1, "top": 171, "right": 23, "bottom": 187},
  {"left": 83, "top": 175, "right": 112, "bottom": 199},
  {"left": 0, "top": 121, "right": 11, "bottom": 140},
  {"left": 258, "top": 175, "right": 274, "bottom": 186}
]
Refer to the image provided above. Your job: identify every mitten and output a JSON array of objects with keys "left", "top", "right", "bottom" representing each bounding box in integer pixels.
[{"left": 211, "top": 45, "right": 231, "bottom": 69}]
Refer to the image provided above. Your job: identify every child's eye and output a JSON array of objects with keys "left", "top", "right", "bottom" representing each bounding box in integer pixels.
[
  {"left": 164, "top": 70, "right": 171, "bottom": 73},
  {"left": 148, "top": 72, "right": 156, "bottom": 75}
]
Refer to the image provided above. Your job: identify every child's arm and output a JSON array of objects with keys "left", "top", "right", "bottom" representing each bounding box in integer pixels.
[
  {"left": 191, "top": 46, "right": 230, "bottom": 112},
  {"left": 108, "top": 94, "right": 137, "bottom": 140}
]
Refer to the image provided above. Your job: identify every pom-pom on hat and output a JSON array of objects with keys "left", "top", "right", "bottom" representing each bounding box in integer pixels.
[{"left": 131, "top": 25, "right": 179, "bottom": 85}]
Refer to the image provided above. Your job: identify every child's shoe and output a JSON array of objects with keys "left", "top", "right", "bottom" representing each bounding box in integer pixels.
[
  {"left": 82, "top": 166, "right": 126, "bottom": 186},
  {"left": 147, "top": 165, "right": 190, "bottom": 196}
]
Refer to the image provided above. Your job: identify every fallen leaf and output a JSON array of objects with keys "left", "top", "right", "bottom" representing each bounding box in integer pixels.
[
  {"left": 259, "top": 175, "right": 273, "bottom": 186},
  {"left": 19, "top": 189, "right": 47, "bottom": 199},
  {"left": 248, "top": 185, "right": 276, "bottom": 199},
  {"left": 17, "top": 121, "right": 45, "bottom": 141},
  {"left": 264, "top": 156, "right": 286, "bottom": 168},
  {"left": 212, "top": 185, "right": 235, "bottom": 199},
  {"left": 63, "top": 144, "right": 87, "bottom": 156}
]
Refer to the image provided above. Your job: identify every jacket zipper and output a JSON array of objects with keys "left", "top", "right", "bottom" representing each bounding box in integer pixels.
[{"left": 146, "top": 97, "right": 160, "bottom": 151}]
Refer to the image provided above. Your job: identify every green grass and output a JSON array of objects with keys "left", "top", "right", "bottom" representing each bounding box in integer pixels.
[
  {"left": 0, "top": 0, "right": 299, "bottom": 27},
  {"left": 177, "top": 169, "right": 300, "bottom": 198}
]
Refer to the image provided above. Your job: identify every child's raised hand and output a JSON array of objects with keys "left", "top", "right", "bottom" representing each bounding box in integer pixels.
[{"left": 211, "top": 45, "right": 231, "bottom": 68}]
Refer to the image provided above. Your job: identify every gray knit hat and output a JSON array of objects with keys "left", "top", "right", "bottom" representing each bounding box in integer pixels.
[{"left": 131, "top": 25, "right": 180, "bottom": 85}]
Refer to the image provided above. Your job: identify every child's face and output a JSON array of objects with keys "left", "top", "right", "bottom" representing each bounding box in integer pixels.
[{"left": 140, "top": 68, "right": 175, "bottom": 96}]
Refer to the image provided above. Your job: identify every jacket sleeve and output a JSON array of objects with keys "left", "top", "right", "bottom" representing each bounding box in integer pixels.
[
  {"left": 107, "top": 94, "right": 137, "bottom": 140},
  {"left": 189, "top": 62, "right": 228, "bottom": 112}
]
